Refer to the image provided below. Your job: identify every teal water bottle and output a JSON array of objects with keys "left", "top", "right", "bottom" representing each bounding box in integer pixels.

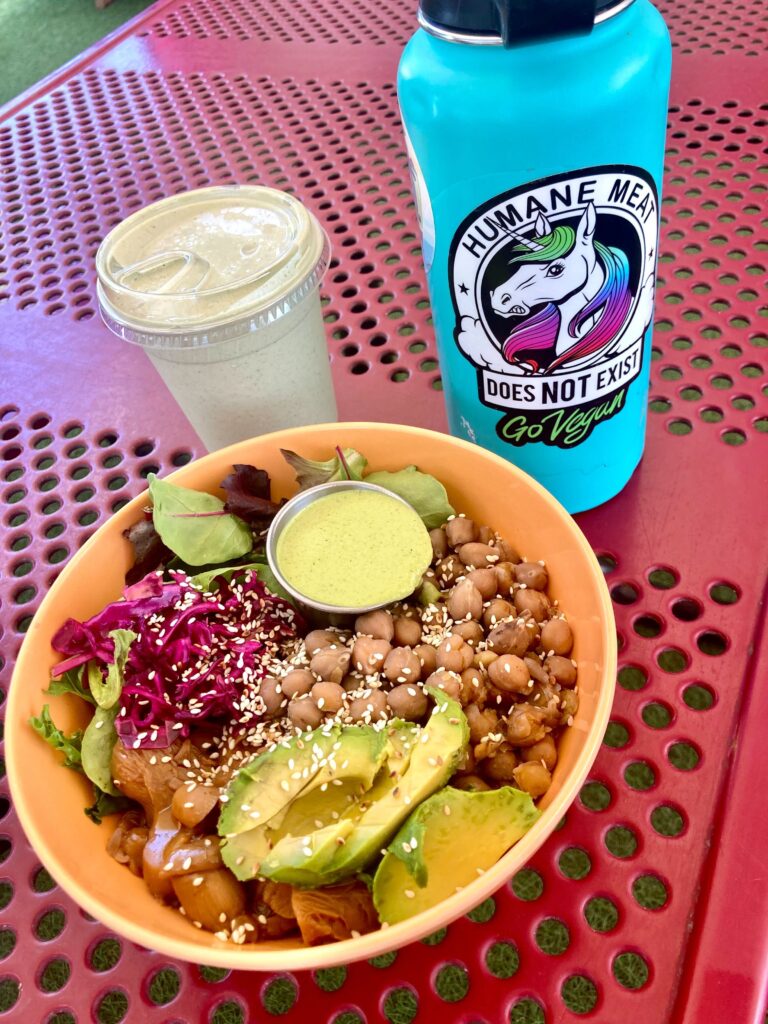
[{"left": 398, "top": 0, "right": 671, "bottom": 513}]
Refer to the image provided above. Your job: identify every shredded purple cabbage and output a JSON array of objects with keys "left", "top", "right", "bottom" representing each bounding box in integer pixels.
[{"left": 51, "top": 571, "right": 300, "bottom": 748}]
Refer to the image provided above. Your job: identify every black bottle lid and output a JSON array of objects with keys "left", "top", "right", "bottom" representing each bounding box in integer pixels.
[{"left": 419, "top": 0, "right": 630, "bottom": 46}]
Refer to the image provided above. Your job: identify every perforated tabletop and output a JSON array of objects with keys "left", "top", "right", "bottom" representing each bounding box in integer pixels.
[{"left": 1, "top": 1, "right": 767, "bottom": 1022}]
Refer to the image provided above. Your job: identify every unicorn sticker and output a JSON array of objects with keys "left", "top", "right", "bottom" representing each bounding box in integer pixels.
[{"left": 449, "top": 167, "right": 658, "bottom": 446}]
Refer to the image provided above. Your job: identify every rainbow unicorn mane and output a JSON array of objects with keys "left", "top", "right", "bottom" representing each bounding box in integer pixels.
[{"left": 501, "top": 227, "right": 632, "bottom": 372}]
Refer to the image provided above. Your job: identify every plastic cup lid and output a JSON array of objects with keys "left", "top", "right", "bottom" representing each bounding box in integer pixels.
[{"left": 95, "top": 185, "right": 330, "bottom": 348}]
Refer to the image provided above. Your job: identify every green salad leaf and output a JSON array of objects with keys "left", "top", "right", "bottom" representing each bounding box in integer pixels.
[
  {"left": 81, "top": 705, "right": 120, "bottom": 796},
  {"left": 365, "top": 466, "right": 455, "bottom": 530},
  {"left": 148, "top": 473, "right": 253, "bottom": 567},
  {"left": 281, "top": 447, "right": 367, "bottom": 489},
  {"left": 84, "top": 787, "right": 133, "bottom": 825},
  {"left": 191, "top": 561, "right": 293, "bottom": 603},
  {"left": 29, "top": 706, "right": 84, "bottom": 771},
  {"left": 45, "top": 665, "right": 94, "bottom": 705},
  {"left": 87, "top": 629, "right": 136, "bottom": 710}
]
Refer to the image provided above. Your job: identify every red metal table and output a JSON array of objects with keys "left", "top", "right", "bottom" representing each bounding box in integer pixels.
[{"left": 1, "top": 2, "right": 767, "bottom": 1022}]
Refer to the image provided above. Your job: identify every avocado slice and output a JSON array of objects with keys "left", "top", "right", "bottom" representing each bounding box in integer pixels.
[
  {"left": 219, "top": 725, "right": 389, "bottom": 880},
  {"left": 260, "top": 691, "right": 468, "bottom": 887},
  {"left": 260, "top": 720, "right": 420, "bottom": 886},
  {"left": 322, "top": 690, "right": 468, "bottom": 880},
  {"left": 372, "top": 786, "right": 540, "bottom": 924}
]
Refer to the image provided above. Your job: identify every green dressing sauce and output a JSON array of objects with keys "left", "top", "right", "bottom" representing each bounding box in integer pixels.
[{"left": 276, "top": 489, "right": 432, "bottom": 608}]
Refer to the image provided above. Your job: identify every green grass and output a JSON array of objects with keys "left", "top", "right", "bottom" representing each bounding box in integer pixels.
[{"left": 0, "top": 0, "right": 156, "bottom": 107}]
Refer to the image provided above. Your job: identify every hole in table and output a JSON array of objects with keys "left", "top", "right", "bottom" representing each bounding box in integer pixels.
[
  {"left": 632, "top": 873, "right": 669, "bottom": 910},
  {"left": 604, "top": 825, "right": 638, "bottom": 858},
  {"left": 633, "top": 614, "right": 663, "bottom": 637},
  {"left": 612, "top": 952, "right": 650, "bottom": 990},
  {"left": 618, "top": 665, "right": 647, "bottom": 691},
  {"left": 651, "top": 804, "right": 685, "bottom": 836},
  {"left": 611, "top": 582, "right": 639, "bottom": 605},
  {"left": 648, "top": 566, "right": 678, "bottom": 589},
  {"left": 671, "top": 597, "right": 703, "bottom": 620},
  {"left": 642, "top": 702, "right": 673, "bottom": 729},
  {"left": 667, "top": 741, "right": 701, "bottom": 771},
  {"left": 683, "top": 683, "right": 715, "bottom": 710},
  {"left": 697, "top": 630, "right": 728, "bottom": 655},
  {"left": 584, "top": 896, "right": 619, "bottom": 933},
  {"left": 657, "top": 647, "right": 689, "bottom": 672},
  {"left": 580, "top": 780, "right": 612, "bottom": 811},
  {"left": 603, "top": 720, "right": 631, "bottom": 748}
]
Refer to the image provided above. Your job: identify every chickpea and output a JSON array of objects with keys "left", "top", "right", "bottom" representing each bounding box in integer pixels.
[
  {"left": 445, "top": 516, "right": 477, "bottom": 548},
  {"left": 494, "top": 538, "right": 520, "bottom": 564},
  {"left": 281, "top": 669, "right": 314, "bottom": 699},
  {"left": 545, "top": 654, "right": 577, "bottom": 687},
  {"left": 393, "top": 616, "right": 422, "bottom": 647},
  {"left": 287, "top": 697, "right": 323, "bottom": 731},
  {"left": 348, "top": 690, "right": 388, "bottom": 723},
  {"left": 476, "top": 525, "right": 495, "bottom": 545},
  {"left": 540, "top": 618, "right": 574, "bottom": 656},
  {"left": 435, "top": 554, "right": 464, "bottom": 587},
  {"left": 488, "top": 654, "right": 531, "bottom": 694},
  {"left": 447, "top": 579, "right": 484, "bottom": 622},
  {"left": 465, "top": 703, "right": 499, "bottom": 743},
  {"left": 487, "top": 620, "right": 530, "bottom": 657},
  {"left": 259, "top": 675, "right": 285, "bottom": 717},
  {"left": 436, "top": 634, "right": 474, "bottom": 673},
  {"left": 460, "top": 667, "right": 487, "bottom": 707},
  {"left": 429, "top": 527, "right": 448, "bottom": 561},
  {"left": 482, "top": 598, "right": 515, "bottom": 629},
  {"left": 515, "top": 561, "right": 548, "bottom": 590},
  {"left": 474, "top": 650, "right": 498, "bottom": 671},
  {"left": 512, "top": 761, "right": 552, "bottom": 798},
  {"left": 528, "top": 680, "right": 561, "bottom": 725},
  {"left": 355, "top": 609, "right": 394, "bottom": 641},
  {"left": 414, "top": 643, "right": 437, "bottom": 678},
  {"left": 521, "top": 735, "right": 557, "bottom": 772},
  {"left": 457, "top": 542, "right": 499, "bottom": 568},
  {"left": 304, "top": 629, "right": 343, "bottom": 656},
  {"left": 514, "top": 588, "right": 550, "bottom": 621},
  {"left": 310, "top": 681, "right": 345, "bottom": 714},
  {"left": 494, "top": 562, "right": 515, "bottom": 596},
  {"left": 559, "top": 689, "right": 579, "bottom": 723},
  {"left": 310, "top": 647, "right": 351, "bottom": 684},
  {"left": 383, "top": 646, "right": 422, "bottom": 684},
  {"left": 452, "top": 620, "right": 484, "bottom": 647},
  {"left": 453, "top": 774, "right": 491, "bottom": 792},
  {"left": 466, "top": 567, "right": 498, "bottom": 600},
  {"left": 481, "top": 746, "right": 519, "bottom": 783},
  {"left": 506, "top": 704, "right": 548, "bottom": 747},
  {"left": 386, "top": 684, "right": 428, "bottom": 721},
  {"left": 341, "top": 673, "right": 365, "bottom": 693},
  {"left": 524, "top": 655, "right": 550, "bottom": 685},
  {"left": 352, "top": 636, "right": 392, "bottom": 674},
  {"left": 425, "top": 669, "right": 462, "bottom": 700}
]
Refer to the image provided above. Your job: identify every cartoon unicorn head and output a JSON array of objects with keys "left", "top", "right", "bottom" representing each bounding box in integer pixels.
[{"left": 488, "top": 204, "right": 632, "bottom": 373}]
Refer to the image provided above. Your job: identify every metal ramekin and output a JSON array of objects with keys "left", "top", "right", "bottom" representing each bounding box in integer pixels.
[{"left": 266, "top": 479, "right": 427, "bottom": 620}]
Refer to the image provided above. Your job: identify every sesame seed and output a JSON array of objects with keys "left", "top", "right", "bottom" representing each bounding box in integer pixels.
[
  {"left": 192, "top": 875, "right": 204, "bottom": 887},
  {"left": 404, "top": 889, "right": 415, "bottom": 899}
]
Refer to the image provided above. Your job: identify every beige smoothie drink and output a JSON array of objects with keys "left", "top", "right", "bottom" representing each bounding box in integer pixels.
[{"left": 96, "top": 186, "right": 337, "bottom": 451}]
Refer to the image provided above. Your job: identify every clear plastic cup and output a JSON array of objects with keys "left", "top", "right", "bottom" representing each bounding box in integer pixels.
[{"left": 96, "top": 186, "right": 337, "bottom": 451}]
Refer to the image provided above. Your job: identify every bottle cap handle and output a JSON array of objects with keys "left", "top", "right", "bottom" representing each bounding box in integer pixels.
[{"left": 493, "top": 0, "right": 598, "bottom": 46}]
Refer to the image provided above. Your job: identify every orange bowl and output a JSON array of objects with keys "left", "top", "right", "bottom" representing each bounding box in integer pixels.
[{"left": 6, "top": 422, "right": 615, "bottom": 970}]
